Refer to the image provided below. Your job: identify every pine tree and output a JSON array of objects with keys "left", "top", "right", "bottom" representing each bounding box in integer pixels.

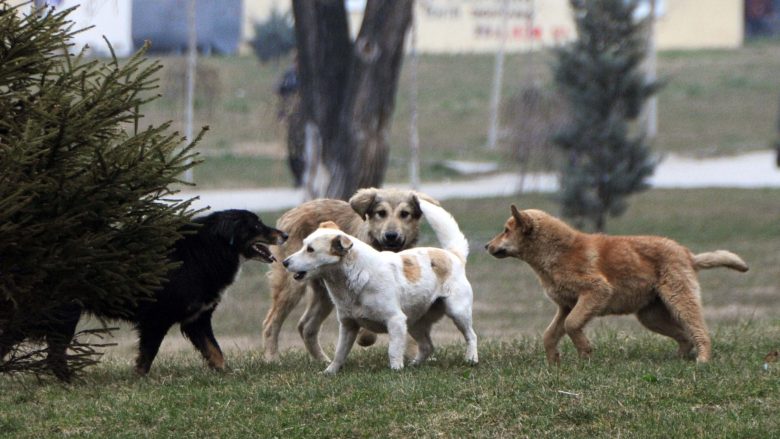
[
  {"left": 552, "top": 0, "right": 660, "bottom": 231},
  {"left": 0, "top": 4, "right": 202, "bottom": 379}
]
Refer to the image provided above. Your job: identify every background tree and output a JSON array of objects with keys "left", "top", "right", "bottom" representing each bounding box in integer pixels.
[
  {"left": 502, "top": 85, "right": 568, "bottom": 188},
  {"left": 0, "top": 4, "right": 201, "bottom": 379},
  {"left": 292, "top": 0, "right": 413, "bottom": 200},
  {"left": 250, "top": 6, "right": 296, "bottom": 63},
  {"left": 552, "top": 0, "right": 661, "bottom": 231}
]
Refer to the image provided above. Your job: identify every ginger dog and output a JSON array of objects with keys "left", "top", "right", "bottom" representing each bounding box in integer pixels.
[
  {"left": 485, "top": 205, "right": 748, "bottom": 364},
  {"left": 283, "top": 200, "right": 478, "bottom": 374}
]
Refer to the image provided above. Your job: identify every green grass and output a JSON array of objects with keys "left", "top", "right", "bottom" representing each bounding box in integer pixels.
[
  {"left": 2, "top": 328, "right": 779, "bottom": 438},
  {"left": 140, "top": 43, "right": 780, "bottom": 189},
  {"left": 2, "top": 188, "right": 779, "bottom": 437},
  {"left": 192, "top": 154, "right": 292, "bottom": 189}
]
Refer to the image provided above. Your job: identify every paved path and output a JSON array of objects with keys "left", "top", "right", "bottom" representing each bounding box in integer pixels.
[{"left": 181, "top": 150, "right": 780, "bottom": 213}]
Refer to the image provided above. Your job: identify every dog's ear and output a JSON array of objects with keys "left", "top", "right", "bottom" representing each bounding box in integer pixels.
[
  {"left": 319, "top": 221, "right": 341, "bottom": 230},
  {"left": 349, "top": 188, "right": 378, "bottom": 219},
  {"left": 330, "top": 235, "right": 353, "bottom": 256},
  {"left": 511, "top": 205, "right": 533, "bottom": 235},
  {"left": 413, "top": 191, "right": 439, "bottom": 206},
  {"left": 409, "top": 194, "right": 423, "bottom": 219},
  {"left": 408, "top": 192, "right": 439, "bottom": 219}
]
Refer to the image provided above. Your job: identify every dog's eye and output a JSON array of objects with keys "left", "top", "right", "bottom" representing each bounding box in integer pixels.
[
  {"left": 399, "top": 211, "right": 410, "bottom": 219},
  {"left": 375, "top": 210, "right": 387, "bottom": 219},
  {"left": 306, "top": 246, "right": 314, "bottom": 253}
]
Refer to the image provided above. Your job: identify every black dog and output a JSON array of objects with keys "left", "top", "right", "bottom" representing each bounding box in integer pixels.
[{"left": 1, "top": 209, "right": 287, "bottom": 379}]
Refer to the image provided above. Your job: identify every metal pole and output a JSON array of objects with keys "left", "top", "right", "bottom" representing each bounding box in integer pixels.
[
  {"left": 646, "top": 0, "right": 658, "bottom": 140},
  {"left": 183, "top": 0, "right": 197, "bottom": 183},
  {"left": 486, "top": 0, "right": 509, "bottom": 149},
  {"left": 409, "top": 8, "right": 420, "bottom": 190}
]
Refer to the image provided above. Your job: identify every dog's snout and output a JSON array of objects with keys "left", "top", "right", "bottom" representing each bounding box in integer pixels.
[
  {"left": 282, "top": 258, "right": 290, "bottom": 268},
  {"left": 384, "top": 231, "right": 399, "bottom": 242},
  {"left": 484, "top": 243, "right": 489, "bottom": 250}
]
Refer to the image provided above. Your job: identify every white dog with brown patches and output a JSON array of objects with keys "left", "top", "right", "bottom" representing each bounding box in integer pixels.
[{"left": 283, "top": 199, "right": 478, "bottom": 374}]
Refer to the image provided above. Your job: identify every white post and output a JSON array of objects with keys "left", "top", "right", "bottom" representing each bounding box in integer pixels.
[
  {"left": 646, "top": 0, "right": 658, "bottom": 140},
  {"left": 486, "top": 0, "right": 509, "bottom": 150},
  {"left": 409, "top": 8, "right": 420, "bottom": 190},
  {"left": 183, "top": 0, "right": 197, "bottom": 183}
]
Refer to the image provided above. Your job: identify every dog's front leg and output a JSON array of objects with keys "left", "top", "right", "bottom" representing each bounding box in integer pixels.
[
  {"left": 324, "top": 319, "right": 359, "bottom": 375},
  {"left": 543, "top": 305, "right": 570, "bottom": 365},
  {"left": 386, "top": 314, "right": 408, "bottom": 370},
  {"left": 564, "top": 290, "right": 609, "bottom": 359}
]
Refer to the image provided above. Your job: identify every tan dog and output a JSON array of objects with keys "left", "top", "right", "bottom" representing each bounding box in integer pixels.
[
  {"left": 485, "top": 205, "right": 748, "bottom": 364},
  {"left": 282, "top": 198, "right": 477, "bottom": 374},
  {"left": 263, "top": 188, "right": 437, "bottom": 362}
]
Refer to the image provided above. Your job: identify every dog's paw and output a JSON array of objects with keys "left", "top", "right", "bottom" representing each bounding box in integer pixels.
[
  {"left": 389, "top": 362, "right": 405, "bottom": 371},
  {"left": 465, "top": 353, "right": 479, "bottom": 365},
  {"left": 322, "top": 365, "right": 340, "bottom": 375}
]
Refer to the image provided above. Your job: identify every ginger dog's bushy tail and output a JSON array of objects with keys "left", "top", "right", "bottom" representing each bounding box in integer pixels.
[
  {"left": 419, "top": 199, "right": 468, "bottom": 262},
  {"left": 693, "top": 250, "right": 749, "bottom": 272}
]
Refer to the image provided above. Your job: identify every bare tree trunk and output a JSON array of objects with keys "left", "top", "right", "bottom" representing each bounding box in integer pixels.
[{"left": 293, "top": 0, "right": 413, "bottom": 200}]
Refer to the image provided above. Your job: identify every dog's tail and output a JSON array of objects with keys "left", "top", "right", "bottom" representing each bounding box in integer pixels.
[
  {"left": 693, "top": 250, "right": 748, "bottom": 272},
  {"left": 419, "top": 199, "right": 468, "bottom": 262}
]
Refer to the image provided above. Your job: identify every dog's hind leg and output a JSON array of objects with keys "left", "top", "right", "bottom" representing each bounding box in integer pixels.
[
  {"left": 181, "top": 310, "right": 225, "bottom": 371},
  {"left": 543, "top": 305, "right": 571, "bottom": 365},
  {"left": 636, "top": 299, "right": 694, "bottom": 359},
  {"left": 298, "top": 281, "right": 334, "bottom": 363},
  {"left": 408, "top": 323, "right": 434, "bottom": 366},
  {"left": 134, "top": 321, "right": 172, "bottom": 375},
  {"left": 409, "top": 300, "right": 446, "bottom": 365},
  {"left": 656, "top": 273, "right": 711, "bottom": 363},
  {"left": 262, "top": 267, "right": 308, "bottom": 362},
  {"left": 407, "top": 323, "right": 436, "bottom": 367},
  {"left": 443, "top": 295, "right": 478, "bottom": 365}
]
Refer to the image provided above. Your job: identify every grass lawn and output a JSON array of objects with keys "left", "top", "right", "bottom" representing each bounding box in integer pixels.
[
  {"left": 2, "top": 188, "right": 778, "bottom": 437},
  {"left": 143, "top": 43, "right": 780, "bottom": 188},
  {"left": 2, "top": 329, "right": 779, "bottom": 438}
]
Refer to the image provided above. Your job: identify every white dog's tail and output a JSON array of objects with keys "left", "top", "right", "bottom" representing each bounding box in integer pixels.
[{"left": 419, "top": 199, "right": 468, "bottom": 262}]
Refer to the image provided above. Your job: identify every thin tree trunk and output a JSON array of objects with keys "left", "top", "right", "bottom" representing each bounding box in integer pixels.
[
  {"left": 645, "top": 0, "right": 658, "bottom": 140},
  {"left": 486, "top": 0, "right": 509, "bottom": 150},
  {"left": 408, "top": 7, "right": 420, "bottom": 190},
  {"left": 183, "top": 0, "right": 197, "bottom": 183}
]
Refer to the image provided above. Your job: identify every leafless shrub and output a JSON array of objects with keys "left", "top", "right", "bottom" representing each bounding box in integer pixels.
[{"left": 501, "top": 84, "right": 569, "bottom": 176}]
